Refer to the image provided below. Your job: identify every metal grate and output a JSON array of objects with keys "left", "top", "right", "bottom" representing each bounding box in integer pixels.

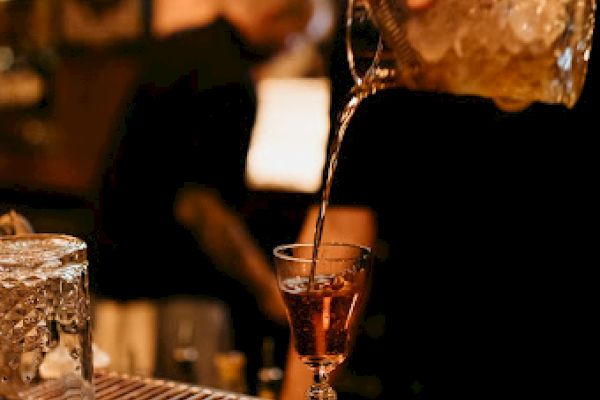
[{"left": 21, "top": 371, "right": 262, "bottom": 400}]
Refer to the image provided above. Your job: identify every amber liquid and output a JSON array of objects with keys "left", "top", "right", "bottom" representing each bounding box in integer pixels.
[{"left": 282, "top": 276, "right": 362, "bottom": 369}]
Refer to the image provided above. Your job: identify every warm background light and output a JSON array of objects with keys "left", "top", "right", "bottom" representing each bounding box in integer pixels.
[{"left": 245, "top": 78, "right": 331, "bottom": 193}]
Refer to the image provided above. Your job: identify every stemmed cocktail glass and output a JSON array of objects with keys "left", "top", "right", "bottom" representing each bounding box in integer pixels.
[{"left": 274, "top": 243, "right": 372, "bottom": 400}]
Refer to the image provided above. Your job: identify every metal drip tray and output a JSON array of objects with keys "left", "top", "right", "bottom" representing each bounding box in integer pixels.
[{"left": 21, "top": 371, "right": 262, "bottom": 400}]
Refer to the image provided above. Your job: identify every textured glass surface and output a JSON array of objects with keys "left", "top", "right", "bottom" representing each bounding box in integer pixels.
[{"left": 0, "top": 235, "right": 93, "bottom": 400}]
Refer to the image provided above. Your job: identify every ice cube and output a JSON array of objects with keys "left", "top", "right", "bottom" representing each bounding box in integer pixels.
[
  {"left": 38, "top": 345, "right": 77, "bottom": 380},
  {"left": 465, "top": 0, "right": 510, "bottom": 55},
  {"left": 508, "top": 0, "right": 568, "bottom": 46},
  {"left": 407, "top": 0, "right": 472, "bottom": 62}
]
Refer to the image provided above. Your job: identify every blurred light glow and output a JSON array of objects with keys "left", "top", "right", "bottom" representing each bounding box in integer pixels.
[
  {"left": 246, "top": 78, "right": 331, "bottom": 193},
  {"left": 306, "top": 0, "right": 336, "bottom": 42}
]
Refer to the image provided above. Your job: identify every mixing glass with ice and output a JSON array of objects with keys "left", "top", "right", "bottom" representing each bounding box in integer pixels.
[
  {"left": 0, "top": 234, "right": 94, "bottom": 400},
  {"left": 348, "top": 0, "right": 596, "bottom": 108}
]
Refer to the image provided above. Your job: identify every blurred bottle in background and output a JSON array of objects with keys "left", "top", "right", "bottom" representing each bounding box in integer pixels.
[
  {"left": 256, "top": 337, "right": 283, "bottom": 399},
  {"left": 214, "top": 351, "right": 248, "bottom": 394}
]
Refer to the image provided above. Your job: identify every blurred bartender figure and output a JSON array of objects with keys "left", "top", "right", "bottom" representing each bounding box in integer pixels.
[{"left": 95, "top": 0, "right": 314, "bottom": 390}]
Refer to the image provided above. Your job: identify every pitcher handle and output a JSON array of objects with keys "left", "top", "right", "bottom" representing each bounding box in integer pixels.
[{"left": 346, "top": 0, "right": 383, "bottom": 86}]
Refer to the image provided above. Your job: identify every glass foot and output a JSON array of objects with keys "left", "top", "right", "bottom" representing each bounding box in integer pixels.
[{"left": 306, "top": 382, "right": 337, "bottom": 400}]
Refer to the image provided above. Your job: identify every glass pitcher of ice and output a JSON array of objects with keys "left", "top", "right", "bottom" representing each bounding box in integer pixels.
[{"left": 347, "top": 0, "right": 597, "bottom": 109}]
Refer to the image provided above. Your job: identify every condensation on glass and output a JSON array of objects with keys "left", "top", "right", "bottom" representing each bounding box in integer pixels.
[{"left": 0, "top": 234, "right": 94, "bottom": 400}]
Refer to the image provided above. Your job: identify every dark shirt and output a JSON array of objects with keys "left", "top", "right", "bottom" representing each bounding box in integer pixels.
[
  {"left": 95, "top": 20, "right": 257, "bottom": 301},
  {"left": 326, "top": 10, "right": 597, "bottom": 399}
]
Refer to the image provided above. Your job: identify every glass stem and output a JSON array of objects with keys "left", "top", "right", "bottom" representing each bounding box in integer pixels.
[{"left": 306, "top": 367, "right": 337, "bottom": 400}]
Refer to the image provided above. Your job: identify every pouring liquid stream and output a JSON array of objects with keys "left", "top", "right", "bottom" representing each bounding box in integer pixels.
[
  {"left": 308, "top": 85, "right": 372, "bottom": 290},
  {"left": 307, "top": 0, "right": 400, "bottom": 289}
]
